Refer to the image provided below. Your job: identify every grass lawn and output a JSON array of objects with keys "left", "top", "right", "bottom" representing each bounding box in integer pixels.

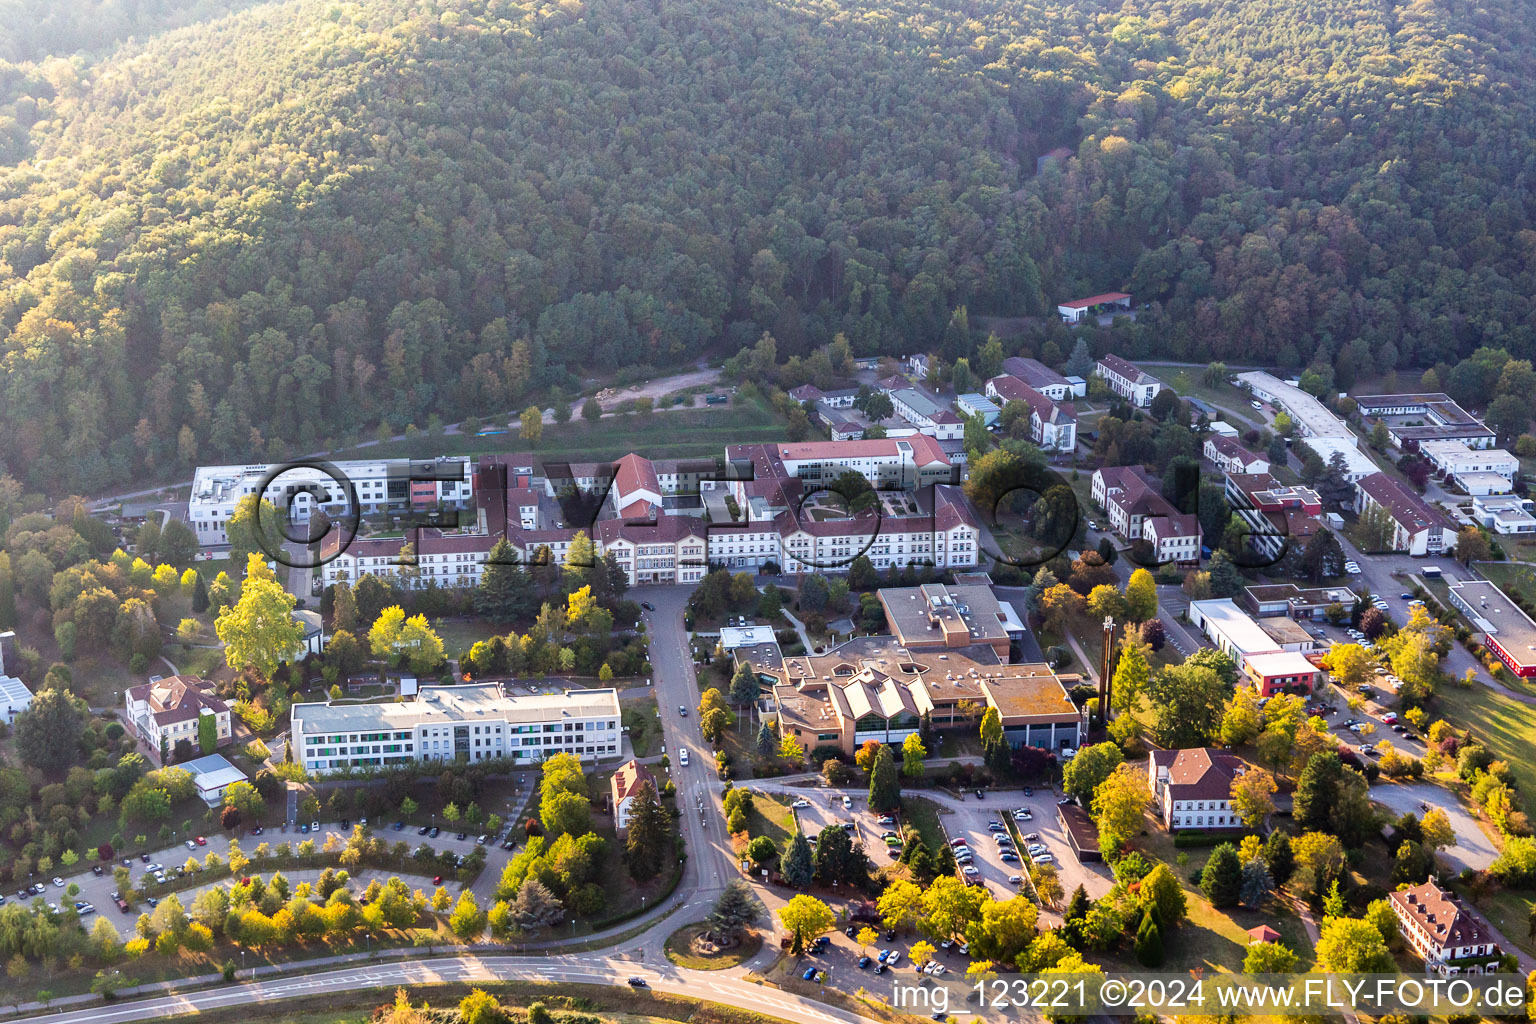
[
  {"left": 1433, "top": 674, "right": 1536, "bottom": 797},
  {"left": 623, "top": 700, "right": 662, "bottom": 758},
  {"left": 329, "top": 396, "right": 786, "bottom": 465},
  {"left": 1146, "top": 365, "right": 1265, "bottom": 434},
  {"left": 430, "top": 617, "right": 506, "bottom": 658},
  {"left": 720, "top": 722, "right": 758, "bottom": 779},
  {"left": 1468, "top": 888, "right": 1535, "bottom": 958},
  {"left": 665, "top": 923, "right": 764, "bottom": 969},
  {"left": 744, "top": 790, "right": 797, "bottom": 847},
  {"left": 900, "top": 796, "right": 947, "bottom": 855}
]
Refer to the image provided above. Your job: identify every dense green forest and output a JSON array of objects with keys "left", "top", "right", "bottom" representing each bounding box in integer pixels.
[{"left": 1, "top": 0, "right": 1534, "bottom": 495}]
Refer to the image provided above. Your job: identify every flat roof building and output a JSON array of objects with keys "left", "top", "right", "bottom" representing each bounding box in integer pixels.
[
  {"left": 1354, "top": 394, "right": 1497, "bottom": 449},
  {"left": 1236, "top": 372, "right": 1353, "bottom": 442},
  {"left": 181, "top": 753, "right": 249, "bottom": 806},
  {"left": 878, "top": 583, "right": 1015, "bottom": 657},
  {"left": 1447, "top": 580, "right": 1536, "bottom": 678},
  {"left": 1472, "top": 495, "right": 1536, "bottom": 535},
  {"left": 290, "top": 683, "right": 623, "bottom": 773},
  {"left": 1188, "top": 599, "right": 1283, "bottom": 661}
]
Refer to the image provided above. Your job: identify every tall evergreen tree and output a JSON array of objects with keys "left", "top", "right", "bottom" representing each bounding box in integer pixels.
[
  {"left": 330, "top": 579, "right": 358, "bottom": 632},
  {"left": 756, "top": 720, "right": 776, "bottom": 758},
  {"left": 1063, "top": 337, "right": 1095, "bottom": 377},
  {"left": 1264, "top": 830, "right": 1294, "bottom": 886},
  {"left": 868, "top": 744, "right": 901, "bottom": 812},
  {"left": 191, "top": 571, "right": 210, "bottom": 614},
  {"left": 1134, "top": 908, "right": 1163, "bottom": 966},
  {"left": 730, "top": 661, "right": 760, "bottom": 706},
  {"left": 781, "top": 832, "right": 814, "bottom": 889},
  {"left": 1200, "top": 843, "right": 1243, "bottom": 908},
  {"left": 623, "top": 781, "right": 669, "bottom": 881},
  {"left": 475, "top": 539, "right": 534, "bottom": 621}
]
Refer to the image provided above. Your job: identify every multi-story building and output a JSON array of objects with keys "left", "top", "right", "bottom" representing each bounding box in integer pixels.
[
  {"left": 1223, "top": 473, "right": 1324, "bottom": 563},
  {"left": 1203, "top": 436, "right": 1269, "bottom": 476},
  {"left": 1090, "top": 466, "right": 1201, "bottom": 564},
  {"left": 1417, "top": 440, "right": 1518, "bottom": 495},
  {"left": 887, "top": 386, "right": 964, "bottom": 440},
  {"left": 1094, "top": 354, "right": 1163, "bottom": 407},
  {"left": 1389, "top": 882, "right": 1502, "bottom": 975},
  {"left": 1147, "top": 748, "right": 1252, "bottom": 831},
  {"left": 125, "top": 675, "right": 231, "bottom": 758},
  {"left": 290, "top": 683, "right": 622, "bottom": 773},
  {"left": 1189, "top": 598, "right": 1287, "bottom": 663},
  {"left": 1353, "top": 472, "right": 1457, "bottom": 556},
  {"left": 999, "top": 357, "right": 1085, "bottom": 400},
  {"left": 753, "top": 634, "right": 1086, "bottom": 757},
  {"left": 1354, "top": 394, "right": 1497, "bottom": 449},
  {"left": 1241, "top": 651, "right": 1320, "bottom": 697},
  {"left": 1472, "top": 495, "right": 1536, "bottom": 535},
  {"left": 189, "top": 457, "right": 473, "bottom": 546},
  {"left": 319, "top": 440, "right": 977, "bottom": 591},
  {"left": 610, "top": 759, "right": 657, "bottom": 837},
  {"left": 1447, "top": 580, "right": 1536, "bottom": 678},
  {"left": 985, "top": 375, "right": 1077, "bottom": 452},
  {"left": 877, "top": 582, "right": 1020, "bottom": 659}
]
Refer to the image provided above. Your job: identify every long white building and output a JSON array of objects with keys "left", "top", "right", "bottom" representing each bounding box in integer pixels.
[
  {"left": 320, "top": 441, "right": 979, "bottom": 591},
  {"left": 190, "top": 457, "right": 474, "bottom": 546},
  {"left": 290, "top": 683, "right": 622, "bottom": 773}
]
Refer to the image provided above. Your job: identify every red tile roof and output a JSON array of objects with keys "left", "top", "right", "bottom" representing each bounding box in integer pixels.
[{"left": 1060, "top": 291, "right": 1130, "bottom": 309}]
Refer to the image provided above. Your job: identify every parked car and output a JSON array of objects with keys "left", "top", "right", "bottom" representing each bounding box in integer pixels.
[
  {"left": 641, "top": 601, "right": 655, "bottom": 611},
  {"left": 791, "top": 799, "right": 810, "bottom": 809}
]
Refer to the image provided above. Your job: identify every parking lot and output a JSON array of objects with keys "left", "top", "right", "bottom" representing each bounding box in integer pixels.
[
  {"left": 1306, "top": 620, "right": 1429, "bottom": 764},
  {"left": 789, "top": 790, "right": 891, "bottom": 862},
  {"left": 932, "top": 790, "right": 1113, "bottom": 912}
]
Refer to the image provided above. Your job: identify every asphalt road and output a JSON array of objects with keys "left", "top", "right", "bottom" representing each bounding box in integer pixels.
[
  {"left": 634, "top": 586, "right": 750, "bottom": 942},
  {"left": 38, "top": 955, "right": 866, "bottom": 1024}
]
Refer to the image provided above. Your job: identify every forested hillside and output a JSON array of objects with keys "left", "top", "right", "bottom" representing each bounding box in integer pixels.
[{"left": 1, "top": 0, "right": 1534, "bottom": 495}]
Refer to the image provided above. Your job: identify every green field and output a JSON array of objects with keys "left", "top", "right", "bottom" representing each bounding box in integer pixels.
[
  {"left": 328, "top": 397, "right": 785, "bottom": 465},
  {"left": 623, "top": 701, "right": 662, "bottom": 758},
  {"left": 1436, "top": 672, "right": 1536, "bottom": 797},
  {"left": 744, "top": 789, "right": 798, "bottom": 846}
]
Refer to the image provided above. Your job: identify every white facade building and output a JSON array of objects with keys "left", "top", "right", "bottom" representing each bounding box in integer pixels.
[
  {"left": 1418, "top": 440, "right": 1518, "bottom": 494},
  {"left": 1094, "top": 355, "right": 1163, "bottom": 407},
  {"left": 290, "top": 684, "right": 623, "bottom": 773},
  {"left": 190, "top": 457, "right": 473, "bottom": 546},
  {"left": 1472, "top": 495, "right": 1536, "bottom": 535}
]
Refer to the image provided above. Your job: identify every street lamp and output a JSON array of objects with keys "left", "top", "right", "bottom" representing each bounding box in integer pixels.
[{"left": 240, "top": 949, "right": 246, "bottom": 980}]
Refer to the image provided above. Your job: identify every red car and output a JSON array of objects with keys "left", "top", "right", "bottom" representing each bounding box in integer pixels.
[
  {"left": 432, "top": 875, "right": 443, "bottom": 885},
  {"left": 195, "top": 836, "right": 206, "bottom": 846}
]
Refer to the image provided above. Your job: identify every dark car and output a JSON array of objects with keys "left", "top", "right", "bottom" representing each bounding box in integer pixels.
[
  {"left": 91, "top": 865, "right": 103, "bottom": 876},
  {"left": 418, "top": 826, "right": 431, "bottom": 836},
  {"left": 393, "top": 821, "right": 405, "bottom": 831},
  {"left": 429, "top": 827, "right": 440, "bottom": 838},
  {"left": 115, "top": 898, "right": 130, "bottom": 914},
  {"left": 250, "top": 826, "right": 263, "bottom": 836},
  {"left": 641, "top": 602, "right": 655, "bottom": 611},
  {"left": 140, "top": 853, "right": 150, "bottom": 863},
  {"left": 884, "top": 929, "right": 895, "bottom": 941},
  {"left": 340, "top": 819, "right": 350, "bottom": 830},
  {"left": 456, "top": 832, "right": 467, "bottom": 841},
  {"left": 845, "top": 925, "right": 856, "bottom": 937},
  {"left": 628, "top": 978, "right": 648, "bottom": 988},
  {"left": 858, "top": 956, "right": 871, "bottom": 968}
]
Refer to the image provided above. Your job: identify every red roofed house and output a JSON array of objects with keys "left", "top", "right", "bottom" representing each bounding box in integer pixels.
[
  {"left": 985, "top": 375, "right": 1077, "bottom": 452},
  {"left": 610, "top": 759, "right": 658, "bottom": 837},
  {"left": 1090, "top": 466, "right": 1201, "bottom": 565},
  {"left": 1057, "top": 292, "right": 1131, "bottom": 324},
  {"left": 1094, "top": 354, "right": 1164, "bottom": 407},
  {"left": 1389, "top": 882, "right": 1502, "bottom": 975},
  {"left": 125, "top": 674, "right": 232, "bottom": 761},
  {"left": 1203, "top": 435, "right": 1270, "bottom": 476},
  {"left": 1147, "top": 747, "right": 1251, "bottom": 831}
]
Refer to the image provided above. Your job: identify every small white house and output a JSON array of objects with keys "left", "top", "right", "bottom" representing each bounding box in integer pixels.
[
  {"left": 955, "top": 393, "right": 1001, "bottom": 427},
  {"left": 182, "top": 753, "right": 249, "bottom": 807},
  {"left": 0, "top": 675, "right": 33, "bottom": 724}
]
